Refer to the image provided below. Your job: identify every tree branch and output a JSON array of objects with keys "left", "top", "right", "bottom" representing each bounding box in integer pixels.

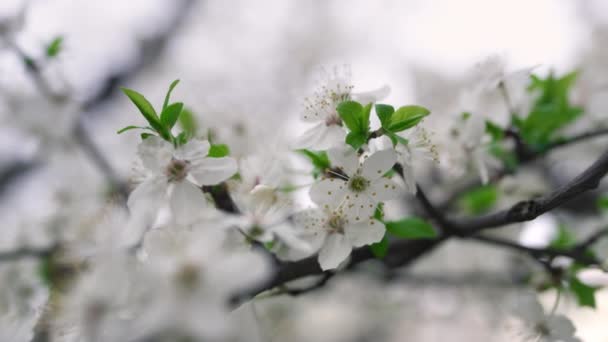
[
  {"left": 237, "top": 149, "right": 608, "bottom": 302},
  {"left": 451, "top": 149, "right": 608, "bottom": 233},
  {"left": 469, "top": 234, "right": 600, "bottom": 265}
]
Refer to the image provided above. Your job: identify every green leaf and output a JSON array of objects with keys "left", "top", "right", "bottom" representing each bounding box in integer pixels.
[
  {"left": 385, "top": 131, "right": 408, "bottom": 147},
  {"left": 37, "top": 256, "right": 54, "bottom": 287},
  {"left": 373, "top": 203, "right": 385, "bottom": 222},
  {"left": 485, "top": 120, "right": 505, "bottom": 141},
  {"left": 345, "top": 131, "right": 367, "bottom": 150},
  {"left": 521, "top": 71, "right": 583, "bottom": 147},
  {"left": 298, "top": 149, "right": 330, "bottom": 169},
  {"left": 297, "top": 149, "right": 330, "bottom": 178},
  {"left": 175, "top": 132, "right": 188, "bottom": 146},
  {"left": 550, "top": 224, "right": 577, "bottom": 250},
  {"left": 360, "top": 102, "right": 372, "bottom": 133},
  {"left": 46, "top": 36, "right": 63, "bottom": 58},
  {"left": 570, "top": 276, "right": 597, "bottom": 308},
  {"left": 116, "top": 125, "right": 150, "bottom": 134},
  {"left": 160, "top": 102, "right": 184, "bottom": 130},
  {"left": 162, "top": 79, "right": 180, "bottom": 111},
  {"left": 121, "top": 87, "right": 168, "bottom": 139},
  {"left": 337, "top": 101, "right": 363, "bottom": 132},
  {"left": 370, "top": 232, "right": 389, "bottom": 258},
  {"left": 375, "top": 104, "right": 394, "bottom": 128},
  {"left": 488, "top": 143, "right": 518, "bottom": 172},
  {"left": 140, "top": 133, "right": 154, "bottom": 140},
  {"left": 597, "top": 195, "right": 608, "bottom": 211},
  {"left": 208, "top": 144, "right": 230, "bottom": 158},
  {"left": 385, "top": 217, "right": 437, "bottom": 239},
  {"left": 387, "top": 105, "right": 430, "bottom": 132},
  {"left": 179, "top": 108, "right": 197, "bottom": 138},
  {"left": 458, "top": 185, "right": 499, "bottom": 215}
]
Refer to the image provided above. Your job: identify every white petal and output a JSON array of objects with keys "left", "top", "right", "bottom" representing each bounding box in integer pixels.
[
  {"left": 190, "top": 157, "right": 237, "bottom": 185},
  {"left": 340, "top": 193, "right": 376, "bottom": 222},
  {"left": 518, "top": 214, "right": 558, "bottom": 248},
  {"left": 273, "top": 223, "right": 313, "bottom": 253},
  {"left": 136, "top": 136, "right": 172, "bottom": 172},
  {"left": 577, "top": 269, "right": 608, "bottom": 287},
  {"left": 292, "top": 209, "right": 328, "bottom": 252},
  {"left": 352, "top": 84, "right": 391, "bottom": 103},
  {"left": 318, "top": 233, "right": 352, "bottom": 270},
  {"left": 328, "top": 146, "right": 359, "bottom": 176},
  {"left": 399, "top": 153, "right": 417, "bottom": 194},
  {"left": 344, "top": 219, "right": 385, "bottom": 247},
  {"left": 361, "top": 149, "right": 396, "bottom": 181},
  {"left": 315, "top": 124, "right": 346, "bottom": 150},
  {"left": 473, "top": 149, "right": 489, "bottom": 184},
  {"left": 174, "top": 139, "right": 210, "bottom": 162},
  {"left": 170, "top": 181, "right": 209, "bottom": 224},
  {"left": 547, "top": 315, "right": 577, "bottom": 338},
  {"left": 309, "top": 178, "right": 347, "bottom": 211},
  {"left": 367, "top": 177, "right": 401, "bottom": 202},
  {"left": 292, "top": 122, "right": 327, "bottom": 149},
  {"left": 127, "top": 177, "right": 167, "bottom": 214}
]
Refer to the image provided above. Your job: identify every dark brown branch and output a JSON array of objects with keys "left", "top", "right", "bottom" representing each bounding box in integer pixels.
[
  {"left": 451, "top": 149, "right": 608, "bottom": 233},
  {"left": 440, "top": 128, "right": 608, "bottom": 211},
  {"left": 0, "top": 245, "right": 56, "bottom": 261},
  {"left": 237, "top": 149, "right": 608, "bottom": 302},
  {"left": 278, "top": 271, "right": 335, "bottom": 296},
  {"left": 574, "top": 228, "right": 608, "bottom": 253},
  {"left": 470, "top": 235, "right": 600, "bottom": 265}
]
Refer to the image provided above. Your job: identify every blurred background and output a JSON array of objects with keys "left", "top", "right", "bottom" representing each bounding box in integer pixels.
[{"left": 1, "top": 0, "right": 608, "bottom": 341}]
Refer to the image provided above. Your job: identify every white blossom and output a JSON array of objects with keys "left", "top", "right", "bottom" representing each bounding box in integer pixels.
[
  {"left": 309, "top": 147, "right": 400, "bottom": 222},
  {"left": 294, "top": 65, "right": 390, "bottom": 150},
  {"left": 510, "top": 293, "right": 581, "bottom": 342},
  {"left": 128, "top": 136, "right": 237, "bottom": 225},
  {"left": 293, "top": 201, "right": 384, "bottom": 270}
]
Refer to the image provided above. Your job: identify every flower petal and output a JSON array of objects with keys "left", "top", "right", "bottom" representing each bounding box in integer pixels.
[
  {"left": 340, "top": 193, "right": 376, "bottom": 222},
  {"left": 367, "top": 177, "right": 401, "bottom": 202},
  {"left": 190, "top": 157, "right": 238, "bottom": 185},
  {"left": 318, "top": 233, "right": 351, "bottom": 270},
  {"left": 137, "top": 136, "right": 172, "bottom": 172},
  {"left": 316, "top": 124, "right": 346, "bottom": 150},
  {"left": 352, "top": 84, "right": 391, "bottom": 103},
  {"left": 328, "top": 146, "right": 359, "bottom": 176},
  {"left": 400, "top": 156, "right": 417, "bottom": 194},
  {"left": 170, "top": 180, "right": 209, "bottom": 224},
  {"left": 547, "top": 315, "right": 577, "bottom": 338},
  {"left": 361, "top": 149, "right": 396, "bottom": 181},
  {"left": 127, "top": 177, "right": 167, "bottom": 214},
  {"left": 174, "top": 139, "right": 210, "bottom": 162},
  {"left": 309, "top": 178, "right": 347, "bottom": 211},
  {"left": 345, "top": 219, "right": 385, "bottom": 247},
  {"left": 292, "top": 122, "right": 327, "bottom": 149}
]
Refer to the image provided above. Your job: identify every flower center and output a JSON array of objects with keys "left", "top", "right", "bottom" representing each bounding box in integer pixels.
[
  {"left": 534, "top": 322, "right": 550, "bottom": 336},
  {"left": 165, "top": 158, "right": 191, "bottom": 182},
  {"left": 328, "top": 214, "right": 346, "bottom": 234},
  {"left": 175, "top": 263, "right": 200, "bottom": 292},
  {"left": 325, "top": 113, "right": 343, "bottom": 127},
  {"left": 348, "top": 175, "right": 369, "bottom": 193}
]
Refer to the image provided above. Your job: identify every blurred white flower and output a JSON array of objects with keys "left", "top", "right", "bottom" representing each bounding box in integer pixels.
[
  {"left": 519, "top": 214, "right": 559, "bottom": 249},
  {"left": 231, "top": 184, "right": 310, "bottom": 255},
  {"left": 309, "top": 147, "right": 399, "bottom": 221},
  {"left": 576, "top": 268, "right": 608, "bottom": 287},
  {"left": 374, "top": 126, "right": 438, "bottom": 194},
  {"left": 294, "top": 65, "right": 390, "bottom": 150},
  {"left": 139, "top": 225, "right": 270, "bottom": 339},
  {"left": 293, "top": 201, "right": 384, "bottom": 270},
  {"left": 129, "top": 136, "right": 237, "bottom": 225},
  {"left": 510, "top": 292, "right": 581, "bottom": 342}
]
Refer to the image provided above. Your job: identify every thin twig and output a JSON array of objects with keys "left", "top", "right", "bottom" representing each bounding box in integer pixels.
[{"left": 469, "top": 235, "right": 599, "bottom": 265}]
